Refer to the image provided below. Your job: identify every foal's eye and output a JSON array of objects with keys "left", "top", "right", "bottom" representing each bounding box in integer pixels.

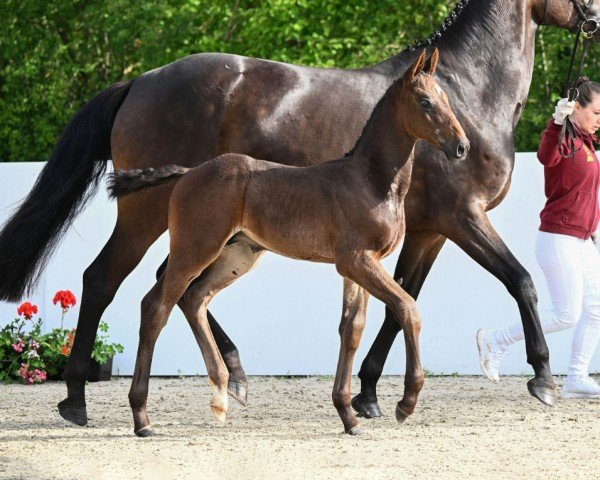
[{"left": 420, "top": 98, "right": 432, "bottom": 108}]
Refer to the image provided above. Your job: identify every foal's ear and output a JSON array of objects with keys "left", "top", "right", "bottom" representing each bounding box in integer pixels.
[
  {"left": 424, "top": 48, "right": 439, "bottom": 75},
  {"left": 407, "top": 50, "right": 427, "bottom": 80}
]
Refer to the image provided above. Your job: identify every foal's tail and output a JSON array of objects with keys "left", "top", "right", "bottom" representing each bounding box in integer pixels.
[
  {"left": 0, "top": 80, "right": 133, "bottom": 302},
  {"left": 107, "top": 165, "right": 190, "bottom": 199}
]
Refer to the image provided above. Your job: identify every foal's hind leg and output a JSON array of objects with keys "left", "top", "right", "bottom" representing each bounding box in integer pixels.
[
  {"left": 332, "top": 279, "right": 369, "bottom": 434},
  {"left": 337, "top": 252, "right": 424, "bottom": 423},
  {"left": 168, "top": 235, "right": 264, "bottom": 409},
  {"left": 129, "top": 223, "right": 237, "bottom": 435},
  {"left": 353, "top": 232, "right": 445, "bottom": 418},
  {"left": 175, "top": 244, "right": 265, "bottom": 423},
  {"left": 155, "top": 234, "right": 263, "bottom": 405}
]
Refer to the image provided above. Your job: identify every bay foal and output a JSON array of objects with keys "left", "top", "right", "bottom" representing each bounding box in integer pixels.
[{"left": 110, "top": 50, "right": 469, "bottom": 436}]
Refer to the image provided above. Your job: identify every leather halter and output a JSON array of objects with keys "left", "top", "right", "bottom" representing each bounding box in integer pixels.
[{"left": 541, "top": 0, "right": 598, "bottom": 32}]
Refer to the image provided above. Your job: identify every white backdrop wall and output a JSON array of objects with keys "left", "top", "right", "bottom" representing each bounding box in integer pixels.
[{"left": 1, "top": 155, "right": 599, "bottom": 376}]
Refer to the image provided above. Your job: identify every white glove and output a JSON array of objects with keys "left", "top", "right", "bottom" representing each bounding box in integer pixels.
[{"left": 552, "top": 98, "right": 576, "bottom": 125}]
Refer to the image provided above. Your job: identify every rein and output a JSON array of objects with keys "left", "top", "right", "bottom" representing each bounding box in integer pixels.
[{"left": 552, "top": 0, "right": 599, "bottom": 157}]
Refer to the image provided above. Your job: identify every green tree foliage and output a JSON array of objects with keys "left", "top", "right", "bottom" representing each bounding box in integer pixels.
[{"left": 1, "top": 0, "right": 598, "bottom": 161}]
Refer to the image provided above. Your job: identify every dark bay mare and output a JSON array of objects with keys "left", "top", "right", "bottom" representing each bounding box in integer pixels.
[
  {"left": 108, "top": 51, "right": 469, "bottom": 436},
  {"left": 0, "top": 0, "right": 598, "bottom": 425}
]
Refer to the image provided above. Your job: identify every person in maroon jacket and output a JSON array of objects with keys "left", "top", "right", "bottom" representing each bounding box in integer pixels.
[{"left": 477, "top": 77, "right": 600, "bottom": 398}]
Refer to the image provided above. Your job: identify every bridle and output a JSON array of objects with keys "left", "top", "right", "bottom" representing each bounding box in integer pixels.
[{"left": 541, "top": 0, "right": 600, "bottom": 156}]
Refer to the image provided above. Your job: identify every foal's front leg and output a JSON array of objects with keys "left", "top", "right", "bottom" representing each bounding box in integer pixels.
[
  {"left": 338, "top": 251, "right": 424, "bottom": 423},
  {"left": 332, "top": 279, "right": 369, "bottom": 434}
]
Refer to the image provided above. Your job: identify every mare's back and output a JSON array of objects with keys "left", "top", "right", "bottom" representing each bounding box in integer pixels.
[{"left": 112, "top": 53, "right": 396, "bottom": 170}]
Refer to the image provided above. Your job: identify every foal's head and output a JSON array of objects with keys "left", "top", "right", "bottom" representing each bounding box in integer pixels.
[{"left": 400, "top": 49, "right": 469, "bottom": 161}]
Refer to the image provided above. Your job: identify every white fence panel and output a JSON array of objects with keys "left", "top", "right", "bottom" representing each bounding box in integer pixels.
[{"left": 1, "top": 154, "right": 598, "bottom": 375}]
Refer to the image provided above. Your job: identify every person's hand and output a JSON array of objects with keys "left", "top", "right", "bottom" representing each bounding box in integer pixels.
[
  {"left": 552, "top": 98, "right": 576, "bottom": 125},
  {"left": 592, "top": 231, "right": 599, "bottom": 246}
]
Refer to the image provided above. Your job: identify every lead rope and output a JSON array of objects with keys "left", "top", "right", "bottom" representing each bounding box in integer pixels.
[{"left": 558, "top": 0, "right": 598, "bottom": 157}]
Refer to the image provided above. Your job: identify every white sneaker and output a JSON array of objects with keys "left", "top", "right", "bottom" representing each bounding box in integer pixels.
[
  {"left": 476, "top": 329, "right": 506, "bottom": 383},
  {"left": 561, "top": 375, "right": 600, "bottom": 399}
]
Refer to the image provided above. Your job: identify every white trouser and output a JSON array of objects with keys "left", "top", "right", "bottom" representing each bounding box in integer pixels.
[{"left": 493, "top": 231, "right": 600, "bottom": 377}]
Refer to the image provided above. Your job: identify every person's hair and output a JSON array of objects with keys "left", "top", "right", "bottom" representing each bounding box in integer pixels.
[{"left": 575, "top": 77, "right": 600, "bottom": 107}]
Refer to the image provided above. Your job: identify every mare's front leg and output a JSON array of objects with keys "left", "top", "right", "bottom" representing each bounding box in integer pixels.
[
  {"left": 332, "top": 279, "right": 369, "bottom": 434},
  {"left": 338, "top": 252, "right": 424, "bottom": 424},
  {"left": 443, "top": 207, "right": 555, "bottom": 405},
  {"left": 155, "top": 234, "right": 263, "bottom": 405},
  {"left": 353, "top": 231, "right": 446, "bottom": 418}
]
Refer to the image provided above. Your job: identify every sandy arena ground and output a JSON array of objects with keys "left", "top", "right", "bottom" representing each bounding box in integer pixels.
[{"left": 1, "top": 375, "right": 600, "bottom": 480}]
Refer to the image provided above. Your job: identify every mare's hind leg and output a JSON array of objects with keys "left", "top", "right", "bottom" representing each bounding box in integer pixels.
[
  {"left": 352, "top": 232, "right": 445, "bottom": 418},
  {"left": 58, "top": 194, "right": 167, "bottom": 426},
  {"left": 332, "top": 279, "right": 369, "bottom": 434},
  {"left": 156, "top": 233, "right": 265, "bottom": 407},
  {"left": 156, "top": 233, "right": 262, "bottom": 406},
  {"left": 337, "top": 251, "right": 424, "bottom": 424},
  {"left": 444, "top": 208, "right": 555, "bottom": 405}
]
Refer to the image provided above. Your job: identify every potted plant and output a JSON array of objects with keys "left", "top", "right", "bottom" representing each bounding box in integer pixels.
[
  {"left": 88, "top": 320, "right": 124, "bottom": 382},
  {"left": 0, "top": 290, "right": 124, "bottom": 384},
  {"left": 0, "top": 302, "right": 48, "bottom": 384}
]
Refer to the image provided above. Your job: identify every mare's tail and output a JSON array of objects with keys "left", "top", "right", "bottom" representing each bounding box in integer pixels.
[
  {"left": 107, "top": 165, "right": 190, "bottom": 199},
  {"left": 0, "top": 80, "right": 133, "bottom": 302}
]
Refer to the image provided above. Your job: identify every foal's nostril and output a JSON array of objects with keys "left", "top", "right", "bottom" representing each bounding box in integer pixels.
[{"left": 456, "top": 142, "right": 467, "bottom": 159}]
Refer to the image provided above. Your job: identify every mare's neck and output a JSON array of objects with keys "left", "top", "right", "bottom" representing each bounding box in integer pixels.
[
  {"left": 440, "top": 0, "right": 536, "bottom": 127},
  {"left": 380, "top": 0, "right": 536, "bottom": 131},
  {"left": 352, "top": 88, "right": 416, "bottom": 198}
]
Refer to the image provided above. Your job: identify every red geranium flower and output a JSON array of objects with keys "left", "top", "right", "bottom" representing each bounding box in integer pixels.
[
  {"left": 52, "top": 290, "right": 77, "bottom": 310},
  {"left": 17, "top": 302, "right": 38, "bottom": 320}
]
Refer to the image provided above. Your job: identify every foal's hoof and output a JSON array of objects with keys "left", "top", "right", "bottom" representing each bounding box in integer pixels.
[
  {"left": 347, "top": 425, "right": 364, "bottom": 436},
  {"left": 527, "top": 378, "right": 556, "bottom": 407},
  {"left": 351, "top": 393, "right": 383, "bottom": 418},
  {"left": 135, "top": 425, "right": 155, "bottom": 438},
  {"left": 57, "top": 400, "right": 88, "bottom": 426},
  {"left": 395, "top": 404, "right": 410, "bottom": 424},
  {"left": 211, "top": 405, "right": 228, "bottom": 424},
  {"left": 227, "top": 380, "right": 248, "bottom": 406}
]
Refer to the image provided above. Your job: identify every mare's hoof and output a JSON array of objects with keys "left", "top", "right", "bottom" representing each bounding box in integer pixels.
[
  {"left": 347, "top": 425, "right": 364, "bottom": 436},
  {"left": 57, "top": 400, "right": 88, "bottom": 426},
  {"left": 135, "top": 426, "right": 155, "bottom": 437},
  {"left": 227, "top": 380, "right": 248, "bottom": 406},
  {"left": 395, "top": 404, "right": 410, "bottom": 424},
  {"left": 527, "top": 378, "right": 556, "bottom": 407},
  {"left": 351, "top": 393, "right": 382, "bottom": 418}
]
